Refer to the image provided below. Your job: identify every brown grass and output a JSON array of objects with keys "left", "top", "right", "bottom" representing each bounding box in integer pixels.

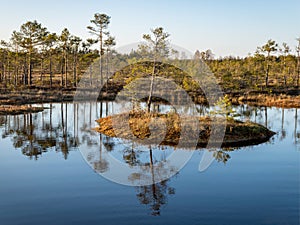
[
  {"left": 235, "top": 94, "right": 300, "bottom": 108},
  {"left": 94, "top": 111, "right": 276, "bottom": 148},
  {"left": 0, "top": 105, "right": 45, "bottom": 115}
]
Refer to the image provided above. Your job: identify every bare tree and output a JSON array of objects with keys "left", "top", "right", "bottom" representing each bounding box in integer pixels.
[{"left": 140, "top": 27, "right": 170, "bottom": 112}]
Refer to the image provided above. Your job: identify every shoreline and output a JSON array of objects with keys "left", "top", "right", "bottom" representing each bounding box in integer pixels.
[
  {"left": 0, "top": 105, "right": 46, "bottom": 115},
  {"left": 0, "top": 87, "right": 299, "bottom": 109}
]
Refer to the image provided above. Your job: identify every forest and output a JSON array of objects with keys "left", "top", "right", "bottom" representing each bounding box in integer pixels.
[{"left": 0, "top": 13, "right": 299, "bottom": 96}]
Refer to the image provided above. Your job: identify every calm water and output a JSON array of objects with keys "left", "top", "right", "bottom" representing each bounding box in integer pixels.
[{"left": 0, "top": 102, "right": 299, "bottom": 225}]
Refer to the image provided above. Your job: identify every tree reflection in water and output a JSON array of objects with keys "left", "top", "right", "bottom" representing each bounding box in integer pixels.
[
  {"left": 0, "top": 103, "right": 82, "bottom": 160},
  {"left": 136, "top": 178, "right": 175, "bottom": 216},
  {"left": 122, "top": 143, "right": 231, "bottom": 215},
  {"left": 123, "top": 143, "right": 177, "bottom": 216},
  {"left": 213, "top": 150, "right": 231, "bottom": 164},
  {"left": 93, "top": 134, "right": 109, "bottom": 173},
  {"left": 1, "top": 103, "right": 296, "bottom": 161},
  {"left": 0, "top": 103, "right": 299, "bottom": 215},
  {"left": 133, "top": 146, "right": 176, "bottom": 216}
]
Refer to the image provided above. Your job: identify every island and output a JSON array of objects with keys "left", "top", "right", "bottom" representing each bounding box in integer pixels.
[{"left": 94, "top": 111, "right": 276, "bottom": 148}]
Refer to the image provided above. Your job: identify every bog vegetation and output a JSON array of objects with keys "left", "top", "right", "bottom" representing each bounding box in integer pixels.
[{"left": 0, "top": 13, "right": 299, "bottom": 95}]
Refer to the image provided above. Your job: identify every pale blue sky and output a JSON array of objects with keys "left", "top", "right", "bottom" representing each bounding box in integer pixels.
[{"left": 0, "top": 0, "right": 299, "bottom": 57}]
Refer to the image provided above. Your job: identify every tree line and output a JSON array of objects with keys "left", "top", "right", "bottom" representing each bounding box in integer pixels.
[
  {"left": 0, "top": 13, "right": 115, "bottom": 88},
  {"left": 0, "top": 12, "right": 299, "bottom": 92},
  {"left": 195, "top": 39, "right": 300, "bottom": 91}
]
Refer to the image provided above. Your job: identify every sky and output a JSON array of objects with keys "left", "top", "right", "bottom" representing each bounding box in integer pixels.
[{"left": 0, "top": 0, "right": 299, "bottom": 57}]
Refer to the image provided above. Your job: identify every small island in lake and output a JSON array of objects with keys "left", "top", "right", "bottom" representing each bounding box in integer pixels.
[{"left": 94, "top": 111, "right": 276, "bottom": 148}]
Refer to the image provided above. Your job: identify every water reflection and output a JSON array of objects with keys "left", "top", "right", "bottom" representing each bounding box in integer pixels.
[
  {"left": 0, "top": 102, "right": 299, "bottom": 159},
  {"left": 1, "top": 103, "right": 77, "bottom": 159},
  {"left": 124, "top": 144, "right": 176, "bottom": 216},
  {"left": 0, "top": 102, "right": 299, "bottom": 215},
  {"left": 235, "top": 105, "right": 299, "bottom": 146},
  {"left": 136, "top": 178, "right": 175, "bottom": 216}
]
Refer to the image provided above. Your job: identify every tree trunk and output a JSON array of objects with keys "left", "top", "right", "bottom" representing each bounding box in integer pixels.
[
  {"left": 106, "top": 49, "right": 109, "bottom": 93},
  {"left": 89, "top": 65, "right": 93, "bottom": 86},
  {"left": 297, "top": 53, "right": 300, "bottom": 88},
  {"left": 40, "top": 57, "right": 44, "bottom": 84},
  {"left": 0, "top": 52, "right": 4, "bottom": 82},
  {"left": 99, "top": 29, "right": 103, "bottom": 87},
  {"left": 14, "top": 65, "right": 19, "bottom": 86},
  {"left": 23, "top": 61, "right": 28, "bottom": 86},
  {"left": 73, "top": 51, "right": 77, "bottom": 87},
  {"left": 14, "top": 51, "right": 19, "bottom": 86},
  {"left": 64, "top": 51, "right": 68, "bottom": 88},
  {"left": 0, "top": 63, "right": 3, "bottom": 83},
  {"left": 6, "top": 55, "right": 10, "bottom": 85},
  {"left": 28, "top": 51, "right": 32, "bottom": 86},
  {"left": 49, "top": 53, "right": 53, "bottom": 88},
  {"left": 2, "top": 54, "right": 6, "bottom": 83},
  {"left": 283, "top": 58, "right": 287, "bottom": 88},
  {"left": 61, "top": 57, "right": 64, "bottom": 87},
  {"left": 265, "top": 61, "right": 269, "bottom": 88},
  {"left": 147, "top": 61, "right": 156, "bottom": 113}
]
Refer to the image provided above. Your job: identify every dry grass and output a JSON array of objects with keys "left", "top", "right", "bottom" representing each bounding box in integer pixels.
[
  {"left": 236, "top": 94, "right": 300, "bottom": 108},
  {"left": 94, "top": 111, "right": 275, "bottom": 148},
  {"left": 0, "top": 105, "right": 45, "bottom": 115}
]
